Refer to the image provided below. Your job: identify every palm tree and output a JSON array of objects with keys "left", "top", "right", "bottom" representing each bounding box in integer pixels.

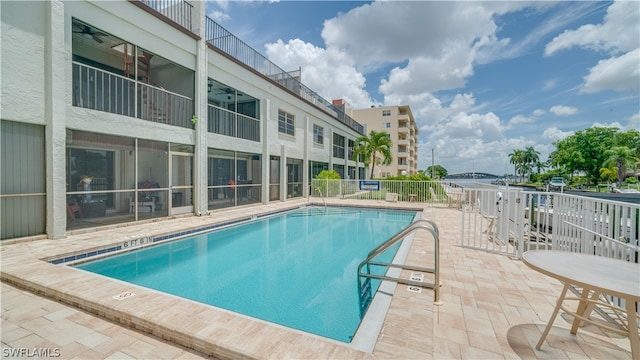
[
  {"left": 508, "top": 149, "right": 524, "bottom": 182},
  {"left": 523, "top": 146, "right": 540, "bottom": 180},
  {"left": 602, "top": 146, "right": 639, "bottom": 186},
  {"left": 352, "top": 130, "right": 393, "bottom": 179}
]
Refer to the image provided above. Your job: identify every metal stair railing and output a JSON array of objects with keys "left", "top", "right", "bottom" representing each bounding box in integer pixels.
[
  {"left": 357, "top": 219, "right": 441, "bottom": 315},
  {"left": 309, "top": 184, "right": 327, "bottom": 207}
]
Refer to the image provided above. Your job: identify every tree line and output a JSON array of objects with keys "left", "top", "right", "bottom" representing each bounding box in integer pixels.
[
  {"left": 510, "top": 127, "right": 639, "bottom": 186},
  {"left": 318, "top": 127, "right": 639, "bottom": 187}
]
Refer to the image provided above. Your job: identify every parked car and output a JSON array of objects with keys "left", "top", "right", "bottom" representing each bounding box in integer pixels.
[
  {"left": 549, "top": 177, "right": 566, "bottom": 189},
  {"left": 612, "top": 188, "right": 640, "bottom": 194}
]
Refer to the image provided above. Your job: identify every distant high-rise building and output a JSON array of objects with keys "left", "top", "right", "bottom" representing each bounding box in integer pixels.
[{"left": 351, "top": 104, "right": 419, "bottom": 178}]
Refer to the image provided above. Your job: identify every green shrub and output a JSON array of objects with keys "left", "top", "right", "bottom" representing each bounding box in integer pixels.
[
  {"left": 313, "top": 170, "right": 341, "bottom": 196},
  {"left": 625, "top": 177, "right": 639, "bottom": 185},
  {"left": 315, "top": 170, "right": 341, "bottom": 180}
]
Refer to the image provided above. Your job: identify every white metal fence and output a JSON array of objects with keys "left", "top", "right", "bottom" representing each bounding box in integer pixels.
[
  {"left": 308, "top": 179, "right": 639, "bottom": 263},
  {"left": 309, "top": 179, "right": 463, "bottom": 207},
  {"left": 461, "top": 186, "right": 639, "bottom": 263}
]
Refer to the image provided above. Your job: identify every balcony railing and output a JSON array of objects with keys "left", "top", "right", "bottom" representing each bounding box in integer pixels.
[
  {"left": 138, "top": 83, "right": 193, "bottom": 128},
  {"left": 207, "top": 105, "right": 260, "bottom": 142},
  {"left": 204, "top": 17, "right": 364, "bottom": 135},
  {"left": 138, "top": 0, "right": 193, "bottom": 31},
  {"left": 73, "top": 62, "right": 136, "bottom": 117},
  {"left": 73, "top": 62, "right": 193, "bottom": 128}
]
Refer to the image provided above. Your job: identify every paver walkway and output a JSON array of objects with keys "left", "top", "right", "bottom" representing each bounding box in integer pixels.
[{"left": 1, "top": 199, "right": 634, "bottom": 359}]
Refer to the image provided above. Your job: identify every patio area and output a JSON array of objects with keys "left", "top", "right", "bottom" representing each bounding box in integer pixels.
[{"left": 1, "top": 198, "right": 633, "bottom": 359}]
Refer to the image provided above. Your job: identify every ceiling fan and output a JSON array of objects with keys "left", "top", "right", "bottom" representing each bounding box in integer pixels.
[
  {"left": 214, "top": 88, "right": 243, "bottom": 96},
  {"left": 73, "top": 24, "right": 106, "bottom": 43}
]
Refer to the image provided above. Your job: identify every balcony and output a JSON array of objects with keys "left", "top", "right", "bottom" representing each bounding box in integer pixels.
[
  {"left": 137, "top": 0, "right": 193, "bottom": 32},
  {"left": 71, "top": 18, "right": 194, "bottom": 128},
  {"left": 73, "top": 62, "right": 193, "bottom": 128},
  {"left": 204, "top": 17, "right": 364, "bottom": 135},
  {"left": 207, "top": 104, "right": 260, "bottom": 141}
]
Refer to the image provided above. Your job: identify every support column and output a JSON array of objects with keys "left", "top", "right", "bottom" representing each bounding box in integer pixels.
[
  {"left": 262, "top": 99, "right": 270, "bottom": 204},
  {"left": 302, "top": 116, "right": 309, "bottom": 197},
  {"left": 280, "top": 145, "right": 286, "bottom": 201},
  {"left": 45, "top": 0, "right": 66, "bottom": 239},
  {"left": 329, "top": 129, "right": 334, "bottom": 172},
  {"left": 193, "top": 1, "right": 208, "bottom": 215}
]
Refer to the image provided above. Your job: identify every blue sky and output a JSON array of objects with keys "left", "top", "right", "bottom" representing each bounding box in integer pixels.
[{"left": 206, "top": 0, "right": 640, "bottom": 175}]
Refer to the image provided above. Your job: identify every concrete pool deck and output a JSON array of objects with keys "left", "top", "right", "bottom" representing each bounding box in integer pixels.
[{"left": 1, "top": 198, "right": 633, "bottom": 359}]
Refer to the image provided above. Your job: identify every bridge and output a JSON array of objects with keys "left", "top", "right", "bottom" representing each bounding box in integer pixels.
[{"left": 445, "top": 172, "right": 501, "bottom": 179}]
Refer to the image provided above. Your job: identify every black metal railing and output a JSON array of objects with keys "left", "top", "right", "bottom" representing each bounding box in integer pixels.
[
  {"left": 204, "top": 17, "right": 364, "bottom": 135},
  {"left": 138, "top": 0, "right": 193, "bottom": 31}
]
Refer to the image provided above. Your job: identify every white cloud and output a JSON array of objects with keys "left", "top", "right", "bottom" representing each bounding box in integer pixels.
[
  {"left": 549, "top": 105, "right": 578, "bottom": 116},
  {"left": 476, "top": 2, "right": 597, "bottom": 64},
  {"left": 590, "top": 121, "right": 626, "bottom": 129},
  {"left": 544, "top": 1, "right": 640, "bottom": 95},
  {"left": 379, "top": 43, "right": 475, "bottom": 94},
  {"left": 208, "top": 10, "right": 230, "bottom": 22},
  {"left": 545, "top": 0, "right": 639, "bottom": 56},
  {"left": 542, "top": 127, "right": 574, "bottom": 142},
  {"left": 213, "top": 0, "right": 229, "bottom": 11},
  {"left": 542, "top": 80, "right": 557, "bottom": 91},
  {"left": 629, "top": 113, "right": 640, "bottom": 130},
  {"left": 533, "top": 109, "right": 546, "bottom": 116},
  {"left": 322, "top": 2, "right": 499, "bottom": 66},
  {"left": 318, "top": 1, "right": 541, "bottom": 98},
  {"left": 264, "top": 39, "right": 374, "bottom": 108},
  {"left": 581, "top": 49, "right": 640, "bottom": 93},
  {"left": 508, "top": 115, "right": 535, "bottom": 127}
]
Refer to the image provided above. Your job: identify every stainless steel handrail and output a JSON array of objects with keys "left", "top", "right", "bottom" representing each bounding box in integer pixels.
[
  {"left": 357, "top": 219, "right": 441, "bottom": 314},
  {"left": 312, "top": 186, "right": 326, "bottom": 207}
]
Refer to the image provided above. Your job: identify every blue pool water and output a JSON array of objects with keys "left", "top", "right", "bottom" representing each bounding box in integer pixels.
[{"left": 76, "top": 206, "right": 416, "bottom": 342}]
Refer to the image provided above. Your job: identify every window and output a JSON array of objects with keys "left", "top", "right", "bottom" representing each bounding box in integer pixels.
[
  {"left": 313, "top": 124, "right": 323, "bottom": 144},
  {"left": 287, "top": 158, "right": 303, "bottom": 198},
  {"left": 348, "top": 139, "right": 354, "bottom": 159},
  {"left": 309, "top": 161, "right": 328, "bottom": 178},
  {"left": 207, "top": 149, "right": 262, "bottom": 210},
  {"left": 382, "top": 110, "right": 391, "bottom": 116},
  {"left": 333, "top": 133, "right": 345, "bottom": 159},
  {"left": 278, "top": 110, "right": 295, "bottom": 136},
  {"left": 383, "top": 122, "right": 391, "bottom": 128}
]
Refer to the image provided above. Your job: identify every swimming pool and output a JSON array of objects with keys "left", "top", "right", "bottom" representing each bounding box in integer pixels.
[{"left": 75, "top": 206, "right": 417, "bottom": 342}]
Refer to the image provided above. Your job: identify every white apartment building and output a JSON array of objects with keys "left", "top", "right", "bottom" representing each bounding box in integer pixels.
[
  {"left": 0, "top": 0, "right": 367, "bottom": 240},
  {"left": 351, "top": 105, "right": 419, "bottom": 177}
]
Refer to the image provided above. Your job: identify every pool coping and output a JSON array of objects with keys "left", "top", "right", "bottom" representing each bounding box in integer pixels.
[{"left": 1, "top": 200, "right": 427, "bottom": 359}]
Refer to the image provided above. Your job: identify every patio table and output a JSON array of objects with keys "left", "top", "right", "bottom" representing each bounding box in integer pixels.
[{"left": 522, "top": 250, "right": 640, "bottom": 358}]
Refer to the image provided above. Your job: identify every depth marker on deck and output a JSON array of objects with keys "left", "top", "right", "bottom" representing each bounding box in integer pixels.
[{"left": 113, "top": 291, "right": 135, "bottom": 300}]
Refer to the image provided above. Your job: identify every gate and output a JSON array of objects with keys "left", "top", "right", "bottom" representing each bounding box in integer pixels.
[
  {"left": 462, "top": 187, "right": 638, "bottom": 260},
  {"left": 461, "top": 187, "right": 523, "bottom": 256}
]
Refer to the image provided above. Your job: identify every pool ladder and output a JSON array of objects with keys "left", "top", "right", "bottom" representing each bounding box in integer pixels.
[
  {"left": 357, "top": 219, "right": 441, "bottom": 316},
  {"left": 311, "top": 186, "right": 326, "bottom": 207}
]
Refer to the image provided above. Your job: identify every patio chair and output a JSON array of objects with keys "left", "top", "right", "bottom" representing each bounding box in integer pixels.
[{"left": 66, "top": 199, "right": 83, "bottom": 221}]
